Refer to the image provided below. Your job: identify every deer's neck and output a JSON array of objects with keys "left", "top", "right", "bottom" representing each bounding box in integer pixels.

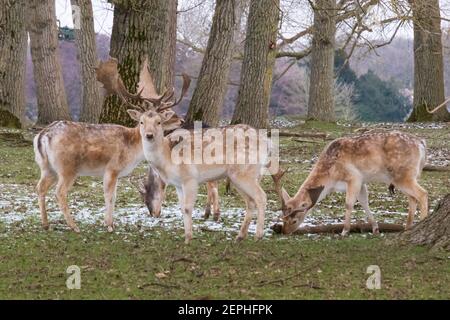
[{"left": 143, "top": 137, "right": 172, "bottom": 173}]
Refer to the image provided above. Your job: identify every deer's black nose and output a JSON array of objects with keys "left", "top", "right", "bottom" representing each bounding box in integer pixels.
[{"left": 146, "top": 133, "right": 154, "bottom": 140}]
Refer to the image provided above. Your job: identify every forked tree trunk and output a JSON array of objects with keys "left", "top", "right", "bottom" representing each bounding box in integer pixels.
[
  {"left": 407, "top": 0, "right": 449, "bottom": 122},
  {"left": 0, "top": 0, "right": 27, "bottom": 126},
  {"left": 185, "top": 0, "right": 241, "bottom": 126},
  {"left": 28, "top": 0, "right": 71, "bottom": 125},
  {"left": 397, "top": 194, "right": 450, "bottom": 251},
  {"left": 307, "top": 0, "right": 336, "bottom": 122},
  {"left": 71, "top": 0, "right": 103, "bottom": 123},
  {"left": 100, "top": 0, "right": 177, "bottom": 126},
  {"left": 231, "top": 0, "right": 280, "bottom": 129}
]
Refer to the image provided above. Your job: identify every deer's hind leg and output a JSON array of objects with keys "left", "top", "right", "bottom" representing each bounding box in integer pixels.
[
  {"left": 55, "top": 171, "right": 79, "bottom": 232},
  {"left": 37, "top": 170, "right": 56, "bottom": 230},
  {"left": 229, "top": 173, "right": 267, "bottom": 241},
  {"left": 394, "top": 177, "right": 428, "bottom": 228}
]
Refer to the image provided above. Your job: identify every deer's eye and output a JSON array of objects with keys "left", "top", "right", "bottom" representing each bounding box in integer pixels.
[
  {"left": 157, "top": 121, "right": 161, "bottom": 125},
  {"left": 140, "top": 121, "right": 143, "bottom": 125}
]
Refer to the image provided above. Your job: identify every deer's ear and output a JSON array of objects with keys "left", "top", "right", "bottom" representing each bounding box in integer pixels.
[
  {"left": 307, "top": 185, "right": 324, "bottom": 207},
  {"left": 281, "top": 187, "right": 291, "bottom": 205},
  {"left": 127, "top": 109, "right": 142, "bottom": 122},
  {"left": 161, "top": 110, "right": 175, "bottom": 122}
]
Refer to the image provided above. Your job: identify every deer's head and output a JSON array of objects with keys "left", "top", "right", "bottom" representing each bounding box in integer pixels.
[{"left": 280, "top": 185, "right": 324, "bottom": 234}]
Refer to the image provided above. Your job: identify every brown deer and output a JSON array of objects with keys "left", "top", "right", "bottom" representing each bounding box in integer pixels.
[
  {"left": 127, "top": 107, "right": 281, "bottom": 243},
  {"left": 33, "top": 58, "right": 189, "bottom": 232},
  {"left": 134, "top": 167, "right": 221, "bottom": 221},
  {"left": 280, "top": 130, "right": 428, "bottom": 235}
]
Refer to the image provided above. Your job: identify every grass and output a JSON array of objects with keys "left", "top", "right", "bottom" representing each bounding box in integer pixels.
[{"left": 0, "top": 120, "right": 449, "bottom": 299}]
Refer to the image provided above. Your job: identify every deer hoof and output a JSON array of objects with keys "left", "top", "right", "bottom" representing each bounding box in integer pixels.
[
  {"left": 372, "top": 227, "right": 380, "bottom": 235},
  {"left": 340, "top": 230, "right": 349, "bottom": 237},
  {"left": 235, "top": 235, "right": 245, "bottom": 243},
  {"left": 42, "top": 224, "right": 49, "bottom": 231},
  {"left": 72, "top": 225, "right": 80, "bottom": 233},
  {"left": 107, "top": 226, "right": 114, "bottom": 233}
]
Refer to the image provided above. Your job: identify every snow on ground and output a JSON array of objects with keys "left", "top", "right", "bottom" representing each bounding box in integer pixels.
[{"left": 0, "top": 183, "right": 414, "bottom": 238}]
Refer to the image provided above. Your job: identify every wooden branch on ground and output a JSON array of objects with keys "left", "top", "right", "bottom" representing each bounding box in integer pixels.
[
  {"left": 278, "top": 131, "right": 329, "bottom": 139},
  {"left": 271, "top": 222, "right": 404, "bottom": 235},
  {"left": 423, "top": 165, "right": 450, "bottom": 172}
]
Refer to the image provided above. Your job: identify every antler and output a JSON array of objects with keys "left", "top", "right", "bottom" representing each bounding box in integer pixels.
[
  {"left": 95, "top": 57, "right": 149, "bottom": 112},
  {"left": 156, "top": 73, "right": 191, "bottom": 112},
  {"left": 271, "top": 168, "right": 287, "bottom": 211}
]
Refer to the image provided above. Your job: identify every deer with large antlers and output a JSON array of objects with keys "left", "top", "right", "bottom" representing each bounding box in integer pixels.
[
  {"left": 126, "top": 105, "right": 282, "bottom": 243},
  {"left": 280, "top": 130, "right": 428, "bottom": 235},
  {"left": 34, "top": 58, "right": 190, "bottom": 232}
]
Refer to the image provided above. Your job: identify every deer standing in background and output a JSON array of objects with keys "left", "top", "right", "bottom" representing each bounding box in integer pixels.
[
  {"left": 34, "top": 58, "right": 189, "bottom": 232},
  {"left": 281, "top": 130, "right": 428, "bottom": 235}
]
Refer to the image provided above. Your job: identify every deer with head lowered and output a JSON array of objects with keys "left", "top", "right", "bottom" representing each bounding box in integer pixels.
[
  {"left": 33, "top": 58, "right": 190, "bottom": 232},
  {"left": 127, "top": 106, "right": 281, "bottom": 244},
  {"left": 280, "top": 130, "right": 428, "bottom": 235}
]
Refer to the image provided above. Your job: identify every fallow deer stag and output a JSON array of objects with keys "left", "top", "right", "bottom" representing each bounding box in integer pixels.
[
  {"left": 281, "top": 130, "right": 428, "bottom": 235},
  {"left": 134, "top": 166, "right": 221, "bottom": 221},
  {"left": 33, "top": 58, "right": 190, "bottom": 232},
  {"left": 127, "top": 108, "right": 279, "bottom": 244}
]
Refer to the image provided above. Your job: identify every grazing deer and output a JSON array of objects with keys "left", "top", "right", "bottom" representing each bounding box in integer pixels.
[
  {"left": 127, "top": 107, "right": 280, "bottom": 243},
  {"left": 135, "top": 167, "right": 221, "bottom": 221},
  {"left": 34, "top": 58, "right": 189, "bottom": 232},
  {"left": 280, "top": 130, "right": 428, "bottom": 235}
]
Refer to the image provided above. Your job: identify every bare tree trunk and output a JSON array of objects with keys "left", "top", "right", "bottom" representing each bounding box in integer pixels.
[
  {"left": 307, "top": 0, "right": 336, "bottom": 122},
  {"left": 185, "top": 0, "right": 241, "bottom": 126},
  {"left": 28, "top": 0, "right": 71, "bottom": 125},
  {"left": 231, "top": 0, "right": 280, "bottom": 129},
  {"left": 408, "top": 0, "right": 449, "bottom": 122},
  {"left": 100, "top": 0, "right": 177, "bottom": 126},
  {"left": 397, "top": 194, "right": 450, "bottom": 250},
  {"left": 71, "top": 0, "right": 103, "bottom": 123},
  {"left": 0, "top": 0, "right": 27, "bottom": 126}
]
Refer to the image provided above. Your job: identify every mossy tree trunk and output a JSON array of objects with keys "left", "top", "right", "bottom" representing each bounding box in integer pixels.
[
  {"left": 0, "top": 0, "right": 27, "bottom": 127},
  {"left": 71, "top": 0, "right": 103, "bottom": 123},
  {"left": 307, "top": 0, "right": 336, "bottom": 122},
  {"left": 100, "top": 0, "right": 177, "bottom": 126},
  {"left": 28, "top": 0, "right": 71, "bottom": 125},
  {"left": 397, "top": 194, "right": 450, "bottom": 251},
  {"left": 407, "top": 0, "right": 449, "bottom": 122},
  {"left": 185, "top": 0, "right": 241, "bottom": 127},
  {"left": 231, "top": 0, "right": 280, "bottom": 129}
]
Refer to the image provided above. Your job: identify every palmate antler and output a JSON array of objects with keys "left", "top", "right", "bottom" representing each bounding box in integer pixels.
[
  {"left": 96, "top": 57, "right": 191, "bottom": 113},
  {"left": 95, "top": 58, "right": 147, "bottom": 111}
]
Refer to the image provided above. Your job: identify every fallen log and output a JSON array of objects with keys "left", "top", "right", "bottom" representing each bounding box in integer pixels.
[
  {"left": 277, "top": 131, "right": 329, "bottom": 139},
  {"left": 271, "top": 222, "right": 404, "bottom": 235},
  {"left": 423, "top": 165, "right": 450, "bottom": 172}
]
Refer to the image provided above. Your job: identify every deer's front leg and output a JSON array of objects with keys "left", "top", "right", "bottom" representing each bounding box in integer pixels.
[
  {"left": 103, "top": 170, "right": 119, "bottom": 232},
  {"left": 181, "top": 181, "right": 198, "bottom": 244},
  {"left": 342, "top": 181, "right": 361, "bottom": 236}
]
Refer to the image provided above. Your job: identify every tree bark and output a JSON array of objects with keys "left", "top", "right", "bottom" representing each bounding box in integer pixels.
[
  {"left": 27, "top": 0, "right": 71, "bottom": 125},
  {"left": 397, "top": 194, "right": 450, "bottom": 251},
  {"left": 100, "top": 0, "right": 177, "bottom": 126},
  {"left": 0, "top": 0, "right": 27, "bottom": 126},
  {"left": 231, "top": 0, "right": 280, "bottom": 129},
  {"left": 185, "top": 0, "right": 241, "bottom": 126},
  {"left": 307, "top": 0, "right": 336, "bottom": 122},
  {"left": 70, "top": 0, "right": 103, "bottom": 123},
  {"left": 407, "top": 0, "right": 449, "bottom": 122}
]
